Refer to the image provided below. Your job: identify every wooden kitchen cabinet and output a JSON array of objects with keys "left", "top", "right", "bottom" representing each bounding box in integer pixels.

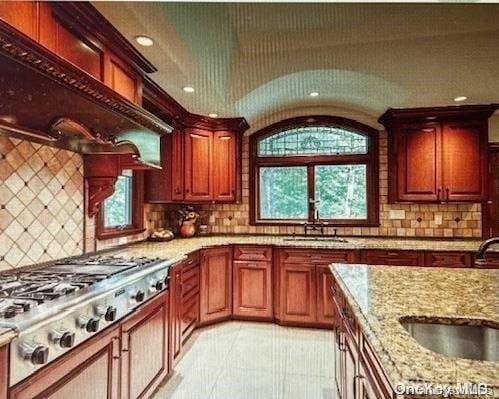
[
  {"left": 180, "top": 255, "right": 200, "bottom": 342},
  {"left": 233, "top": 261, "right": 273, "bottom": 320},
  {"left": 360, "top": 249, "right": 424, "bottom": 266},
  {"left": 380, "top": 105, "right": 496, "bottom": 203},
  {"left": 279, "top": 263, "right": 317, "bottom": 324},
  {"left": 105, "top": 57, "right": 141, "bottom": 104},
  {"left": 120, "top": 291, "right": 169, "bottom": 399},
  {"left": 200, "top": 247, "right": 233, "bottom": 324},
  {"left": 213, "top": 131, "right": 237, "bottom": 201},
  {"left": 184, "top": 128, "right": 213, "bottom": 201},
  {"left": 10, "top": 325, "right": 121, "bottom": 399},
  {"left": 169, "top": 265, "right": 183, "bottom": 366},
  {"left": 0, "top": 1, "right": 39, "bottom": 39},
  {"left": 316, "top": 265, "right": 336, "bottom": 326},
  {"left": 424, "top": 251, "right": 472, "bottom": 268},
  {"left": 0, "top": 345, "right": 7, "bottom": 399}
]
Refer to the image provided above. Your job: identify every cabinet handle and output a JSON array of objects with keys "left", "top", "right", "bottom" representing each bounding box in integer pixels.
[
  {"left": 446, "top": 188, "right": 450, "bottom": 201},
  {"left": 437, "top": 187, "right": 442, "bottom": 201}
]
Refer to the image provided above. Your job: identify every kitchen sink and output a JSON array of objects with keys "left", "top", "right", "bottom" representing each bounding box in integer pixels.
[
  {"left": 401, "top": 321, "right": 498, "bottom": 361},
  {"left": 283, "top": 237, "right": 348, "bottom": 243}
]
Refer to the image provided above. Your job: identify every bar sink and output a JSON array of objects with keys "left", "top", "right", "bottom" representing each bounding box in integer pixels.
[{"left": 401, "top": 321, "right": 498, "bottom": 362}]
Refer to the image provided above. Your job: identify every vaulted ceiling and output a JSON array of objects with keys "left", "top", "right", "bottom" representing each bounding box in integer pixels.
[{"left": 94, "top": 2, "right": 499, "bottom": 132}]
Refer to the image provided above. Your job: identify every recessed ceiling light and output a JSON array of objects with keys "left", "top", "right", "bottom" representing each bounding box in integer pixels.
[
  {"left": 135, "top": 35, "right": 154, "bottom": 47},
  {"left": 309, "top": 91, "right": 319, "bottom": 97},
  {"left": 453, "top": 96, "right": 467, "bottom": 102},
  {"left": 209, "top": 113, "right": 218, "bottom": 118},
  {"left": 183, "top": 86, "right": 195, "bottom": 93}
]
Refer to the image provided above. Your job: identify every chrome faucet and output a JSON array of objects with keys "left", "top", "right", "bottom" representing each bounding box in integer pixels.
[{"left": 474, "top": 237, "right": 499, "bottom": 266}]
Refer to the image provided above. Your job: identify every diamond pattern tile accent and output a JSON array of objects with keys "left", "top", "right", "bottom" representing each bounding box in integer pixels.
[{"left": 0, "top": 136, "right": 84, "bottom": 271}]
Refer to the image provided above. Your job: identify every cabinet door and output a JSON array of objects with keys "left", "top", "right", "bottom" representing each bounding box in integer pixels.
[
  {"left": 200, "top": 247, "right": 232, "bottom": 323},
  {"left": 442, "top": 120, "right": 488, "bottom": 202},
  {"left": 170, "top": 266, "right": 183, "bottom": 365},
  {"left": 10, "top": 326, "right": 120, "bottom": 399},
  {"left": 334, "top": 329, "right": 344, "bottom": 398},
  {"left": 424, "top": 251, "right": 472, "bottom": 268},
  {"left": 280, "top": 264, "right": 316, "bottom": 324},
  {"left": 0, "top": 345, "right": 7, "bottom": 399},
  {"left": 395, "top": 123, "right": 442, "bottom": 202},
  {"left": 316, "top": 265, "right": 336, "bottom": 327},
  {"left": 0, "top": 1, "right": 38, "bottom": 39},
  {"left": 184, "top": 129, "right": 213, "bottom": 201},
  {"left": 121, "top": 291, "right": 169, "bottom": 399},
  {"left": 107, "top": 58, "right": 139, "bottom": 104},
  {"left": 343, "top": 332, "right": 357, "bottom": 399},
  {"left": 233, "top": 261, "right": 273, "bottom": 319},
  {"left": 213, "top": 131, "right": 237, "bottom": 201},
  {"left": 171, "top": 130, "right": 185, "bottom": 201},
  {"left": 39, "top": 3, "right": 103, "bottom": 80}
]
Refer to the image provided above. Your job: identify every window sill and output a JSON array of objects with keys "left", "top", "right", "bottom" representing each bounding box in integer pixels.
[{"left": 96, "top": 227, "right": 146, "bottom": 241}]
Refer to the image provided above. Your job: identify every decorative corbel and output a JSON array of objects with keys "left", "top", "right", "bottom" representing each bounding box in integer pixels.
[{"left": 86, "top": 177, "right": 117, "bottom": 217}]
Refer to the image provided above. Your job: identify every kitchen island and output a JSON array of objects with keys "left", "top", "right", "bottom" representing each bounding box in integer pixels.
[{"left": 330, "top": 264, "right": 499, "bottom": 398}]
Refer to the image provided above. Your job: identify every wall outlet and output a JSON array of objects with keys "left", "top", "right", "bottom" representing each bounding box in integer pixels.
[
  {"left": 389, "top": 209, "right": 406, "bottom": 219},
  {"left": 434, "top": 214, "right": 443, "bottom": 225}
]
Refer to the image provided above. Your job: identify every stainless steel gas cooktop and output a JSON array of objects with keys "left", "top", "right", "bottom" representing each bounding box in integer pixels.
[{"left": 0, "top": 254, "right": 175, "bottom": 386}]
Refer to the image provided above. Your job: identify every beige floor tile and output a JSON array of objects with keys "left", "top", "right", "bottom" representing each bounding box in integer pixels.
[{"left": 153, "top": 321, "right": 335, "bottom": 399}]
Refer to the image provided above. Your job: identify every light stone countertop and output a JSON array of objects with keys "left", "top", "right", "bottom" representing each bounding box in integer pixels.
[
  {"left": 108, "top": 235, "right": 487, "bottom": 260},
  {"left": 331, "top": 264, "right": 499, "bottom": 398},
  {"left": 0, "top": 328, "right": 17, "bottom": 348}
]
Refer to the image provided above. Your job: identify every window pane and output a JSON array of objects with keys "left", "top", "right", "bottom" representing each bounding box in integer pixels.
[
  {"left": 258, "top": 126, "right": 367, "bottom": 156},
  {"left": 259, "top": 166, "right": 308, "bottom": 220},
  {"left": 315, "top": 165, "right": 367, "bottom": 219},
  {"left": 103, "top": 170, "right": 133, "bottom": 228}
]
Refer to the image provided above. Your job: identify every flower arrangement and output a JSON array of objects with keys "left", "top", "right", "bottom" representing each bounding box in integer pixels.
[{"left": 176, "top": 206, "right": 200, "bottom": 238}]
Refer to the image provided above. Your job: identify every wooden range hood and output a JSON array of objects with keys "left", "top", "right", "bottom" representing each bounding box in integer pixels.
[{"left": 0, "top": 18, "right": 174, "bottom": 216}]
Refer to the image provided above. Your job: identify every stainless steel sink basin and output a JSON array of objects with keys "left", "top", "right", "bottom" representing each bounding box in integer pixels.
[
  {"left": 402, "top": 321, "right": 498, "bottom": 361},
  {"left": 283, "top": 237, "right": 348, "bottom": 243}
]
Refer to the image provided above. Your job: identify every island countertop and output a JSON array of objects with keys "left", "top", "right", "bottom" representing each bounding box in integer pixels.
[{"left": 330, "top": 264, "right": 499, "bottom": 397}]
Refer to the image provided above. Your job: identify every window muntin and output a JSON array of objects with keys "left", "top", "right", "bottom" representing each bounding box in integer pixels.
[
  {"left": 257, "top": 126, "right": 368, "bottom": 157},
  {"left": 103, "top": 170, "right": 133, "bottom": 228},
  {"left": 259, "top": 166, "right": 308, "bottom": 220},
  {"left": 251, "top": 117, "right": 378, "bottom": 226}
]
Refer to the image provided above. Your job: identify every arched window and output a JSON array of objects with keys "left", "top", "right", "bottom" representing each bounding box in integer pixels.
[{"left": 250, "top": 116, "right": 379, "bottom": 226}]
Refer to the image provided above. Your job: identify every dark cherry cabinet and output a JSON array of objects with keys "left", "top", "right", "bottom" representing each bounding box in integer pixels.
[
  {"left": 316, "top": 265, "right": 336, "bottom": 326},
  {"left": 424, "top": 251, "right": 472, "bottom": 268},
  {"left": 0, "top": 1, "right": 38, "bottom": 39},
  {"left": 381, "top": 105, "right": 496, "bottom": 203},
  {"left": 120, "top": 291, "right": 169, "bottom": 399},
  {"left": 360, "top": 250, "right": 424, "bottom": 266},
  {"left": 184, "top": 129, "right": 213, "bottom": 201},
  {"left": 280, "top": 264, "right": 317, "bottom": 324},
  {"left": 0, "top": 345, "right": 7, "bottom": 399},
  {"left": 10, "top": 326, "right": 121, "bottom": 399},
  {"left": 441, "top": 120, "right": 488, "bottom": 202},
  {"left": 233, "top": 260, "right": 273, "bottom": 319},
  {"left": 213, "top": 131, "right": 237, "bottom": 201},
  {"left": 105, "top": 57, "right": 140, "bottom": 104},
  {"left": 200, "top": 247, "right": 233, "bottom": 324},
  {"left": 180, "top": 255, "right": 200, "bottom": 342},
  {"left": 169, "top": 265, "right": 183, "bottom": 366},
  {"left": 393, "top": 123, "right": 441, "bottom": 202}
]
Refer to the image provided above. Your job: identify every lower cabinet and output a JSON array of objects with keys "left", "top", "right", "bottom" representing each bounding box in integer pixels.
[
  {"left": 0, "top": 345, "right": 7, "bottom": 399},
  {"left": 279, "top": 263, "right": 317, "bottom": 324},
  {"left": 424, "top": 251, "right": 472, "bottom": 268},
  {"left": 200, "top": 247, "right": 233, "bottom": 324},
  {"left": 10, "top": 325, "right": 121, "bottom": 399},
  {"left": 360, "top": 250, "right": 424, "bottom": 266},
  {"left": 169, "top": 265, "right": 183, "bottom": 366},
  {"left": 121, "top": 292, "right": 169, "bottom": 399},
  {"left": 233, "top": 260, "right": 273, "bottom": 319},
  {"left": 316, "top": 265, "right": 336, "bottom": 326}
]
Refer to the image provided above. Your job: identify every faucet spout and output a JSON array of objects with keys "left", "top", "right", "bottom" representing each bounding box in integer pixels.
[{"left": 475, "top": 237, "right": 499, "bottom": 265}]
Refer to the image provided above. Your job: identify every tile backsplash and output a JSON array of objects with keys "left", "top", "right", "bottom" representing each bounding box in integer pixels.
[
  {"left": 195, "top": 131, "right": 483, "bottom": 238},
  {"left": 0, "top": 136, "right": 84, "bottom": 271}
]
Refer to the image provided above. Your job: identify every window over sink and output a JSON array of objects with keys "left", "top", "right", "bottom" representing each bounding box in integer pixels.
[
  {"left": 250, "top": 116, "right": 379, "bottom": 226},
  {"left": 97, "top": 170, "right": 145, "bottom": 239}
]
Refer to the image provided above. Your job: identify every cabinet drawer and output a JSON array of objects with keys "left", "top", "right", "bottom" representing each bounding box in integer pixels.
[
  {"left": 360, "top": 334, "right": 393, "bottom": 399},
  {"left": 183, "top": 251, "right": 200, "bottom": 270},
  {"left": 424, "top": 252, "right": 472, "bottom": 268},
  {"left": 182, "top": 271, "right": 200, "bottom": 302},
  {"left": 181, "top": 294, "right": 199, "bottom": 341},
  {"left": 233, "top": 246, "right": 272, "bottom": 261},
  {"left": 360, "top": 250, "right": 424, "bottom": 266},
  {"left": 280, "top": 249, "right": 357, "bottom": 265}
]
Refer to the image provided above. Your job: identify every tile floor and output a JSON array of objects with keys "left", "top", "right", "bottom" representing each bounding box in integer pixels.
[{"left": 153, "top": 321, "right": 337, "bottom": 399}]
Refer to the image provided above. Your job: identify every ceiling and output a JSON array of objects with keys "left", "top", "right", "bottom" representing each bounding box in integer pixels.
[{"left": 93, "top": 2, "right": 499, "bottom": 131}]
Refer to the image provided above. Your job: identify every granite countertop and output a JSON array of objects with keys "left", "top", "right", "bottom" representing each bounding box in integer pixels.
[
  {"left": 108, "top": 235, "right": 486, "bottom": 260},
  {"left": 331, "top": 264, "right": 499, "bottom": 398},
  {"left": 0, "top": 328, "right": 17, "bottom": 347}
]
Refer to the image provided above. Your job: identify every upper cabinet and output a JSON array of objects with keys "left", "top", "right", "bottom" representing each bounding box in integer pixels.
[{"left": 380, "top": 105, "right": 497, "bottom": 203}]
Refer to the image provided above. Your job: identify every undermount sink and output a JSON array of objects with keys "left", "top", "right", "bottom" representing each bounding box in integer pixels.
[
  {"left": 283, "top": 237, "right": 348, "bottom": 243},
  {"left": 402, "top": 321, "right": 498, "bottom": 362}
]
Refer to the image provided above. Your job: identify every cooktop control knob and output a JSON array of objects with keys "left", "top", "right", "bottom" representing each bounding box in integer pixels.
[
  {"left": 49, "top": 329, "right": 76, "bottom": 348},
  {"left": 105, "top": 306, "right": 117, "bottom": 322},
  {"left": 21, "top": 343, "right": 49, "bottom": 365},
  {"left": 78, "top": 315, "right": 100, "bottom": 333},
  {"left": 132, "top": 290, "right": 145, "bottom": 303},
  {"left": 150, "top": 280, "right": 163, "bottom": 293}
]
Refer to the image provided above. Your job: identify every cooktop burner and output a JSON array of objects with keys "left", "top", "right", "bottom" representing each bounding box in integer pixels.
[{"left": 0, "top": 255, "right": 164, "bottom": 319}]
